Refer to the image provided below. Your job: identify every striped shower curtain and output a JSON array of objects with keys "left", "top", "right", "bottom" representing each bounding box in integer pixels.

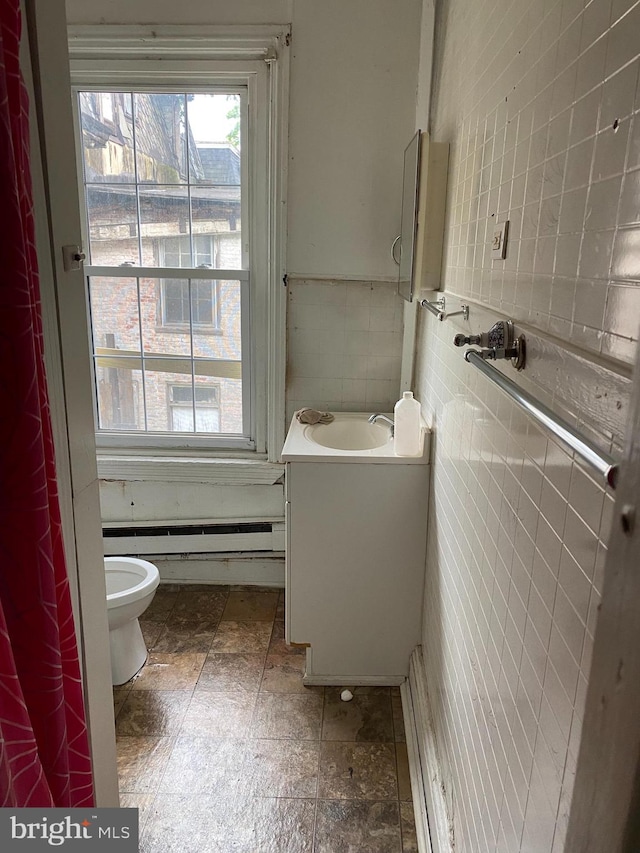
[{"left": 0, "top": 1, "right": 94, "bottom": 806}]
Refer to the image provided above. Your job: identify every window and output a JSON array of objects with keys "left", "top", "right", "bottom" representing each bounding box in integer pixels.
[
  {"left": 70, "top": 28, "right": 288, "bottom": 458},
  {"left": 158, "top": 235, "right": 221, "bottom": 330},
  {"left": 78, "top": 88, "right": 246, "bottom": 444},
  {"left": 161, "top": 278, "right": 218, "bottom": 328}
]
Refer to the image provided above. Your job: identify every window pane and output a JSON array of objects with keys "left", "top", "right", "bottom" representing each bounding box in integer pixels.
[
  {"left": 134, "top": 93, "right": 187, "bottom": 184},
  {"left": 169, "top": 381, "right": 220, "bottom": 433},
  {"left": 94, "top": 363, "right": 144, "bottom": 430},
  {"left": 143, "top": 366, "right": 191, "bottom": 432},
  {"left": 187, "top": 93, "right": 241, "bottom": 183},
  {"left": 80, "top": 92, "right": 135, "bottom": 184},
  {"left": 194, "top": 359, "right": 242, "bottom": 435},
  {"left": 195, "top": 363, "right": 242, "bottom": 433},
  {"left": 139, "top": 278, "right": 191, "bottom": 356},
  {"left": 140, "top": 186, "right": 190, "bottom": 266},
  {"left": 170, "top": 406, "right": 221, "bottom": 433},
  {"left": 89, "top": 277, "right": 141, "bottom": 354},
  {"left": 193, "top": 280, "right": 240, "bottom": 359},
  {"left": 191, "top": 187, "right": 241, "bottom": 269},
  {"left": 192, "top": 280, "right": 216, "bottom": 327},
  {"left": 86, "top": 186, "right": 140, "bottom": 266}
]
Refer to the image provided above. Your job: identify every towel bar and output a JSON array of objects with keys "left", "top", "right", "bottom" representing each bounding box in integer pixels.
[{"left": 464, "top": 349, "right": 619, "bottom": 489}]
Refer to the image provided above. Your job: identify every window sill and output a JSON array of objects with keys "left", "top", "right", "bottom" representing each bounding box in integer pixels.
[{"left": 96, "top": 453, "right": 284, "bottom": 485}]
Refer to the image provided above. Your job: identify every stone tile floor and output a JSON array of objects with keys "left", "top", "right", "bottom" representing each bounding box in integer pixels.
[{"left": 114, "top": 584, "right": 417, "bottom": 852}]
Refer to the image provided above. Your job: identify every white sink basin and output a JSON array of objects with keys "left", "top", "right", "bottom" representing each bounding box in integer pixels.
[
  {"left": 281, "top": 412, "right": 429, "bottom": 465},
  {"left": 305, "top": 418, "right": 391, "bottom": 450}
]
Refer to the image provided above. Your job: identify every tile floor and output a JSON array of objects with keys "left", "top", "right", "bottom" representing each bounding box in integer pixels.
[{"left": 114, "top": 584, "right": 417, "bottom": 853}]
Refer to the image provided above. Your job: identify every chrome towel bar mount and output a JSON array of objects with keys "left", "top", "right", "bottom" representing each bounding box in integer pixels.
[
  {"left": 454, "top": 319, "right": 526, "bottom": 371},
  {"left": 420, "top": 295, "right": 469, "bottom": 322}
]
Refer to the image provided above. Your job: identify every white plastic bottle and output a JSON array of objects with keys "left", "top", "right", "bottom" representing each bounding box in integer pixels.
[{"left": 394, "top": 391, "right": 422, "bottom": 456}]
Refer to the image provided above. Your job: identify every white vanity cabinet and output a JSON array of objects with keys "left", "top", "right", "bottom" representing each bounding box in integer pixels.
[{"left": 282, "top": 414, "right": 430, "bottom": 685}]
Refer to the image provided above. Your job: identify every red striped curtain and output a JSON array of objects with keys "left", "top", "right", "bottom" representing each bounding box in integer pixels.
[{"left": 0, "top": 1, "right": 94, "bottom": 807}]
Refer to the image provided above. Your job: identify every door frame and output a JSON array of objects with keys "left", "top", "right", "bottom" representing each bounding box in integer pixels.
[
  {"left": 566, "top": 334, "right": 640, "bottom": 851},
  {"left": 24, "top": 0, "right": 119, "bottom": 806}
]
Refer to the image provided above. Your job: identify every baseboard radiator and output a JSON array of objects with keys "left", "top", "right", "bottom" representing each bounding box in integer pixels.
[
  {"left": 401, "top": 646, "right": 455, "bottom": 853},
  {"left": 103, "top": 520, "right": 285, "bottom": 557}
]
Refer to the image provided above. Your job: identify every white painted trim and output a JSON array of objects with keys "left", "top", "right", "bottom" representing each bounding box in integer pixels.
[
  {"left": 85, "top": 266, "right": 249, "bottom": 281},
  {"left": 103, "top": 530, "right": 274, "bottom": 556},
  {"left": 401, "top": 298, "right": 418, "bottom": 391},
  {"left": 97, "top": 455, "right": 284, "bottom": 484},
  {"left": 400, "top": 678, "right": 432, "bottom": 853},
  {"left": 103, "top": 516, "right": 284, "bottom": 529},
  {"left": 565, "top": 334, "right": 640, "bottom": 851},
  {"left": 408, "top": 647, "right": 454, "bottom": 853},
  {"left": 96, "top": 434, "right": 255, "bottom": 452},
  {"left": 26, "top": 0, "right": 119, "bottom": 806},
  {"left": 265, "top": 29, "right": 290, "bottom": 463},
  {"left": 153, "top": 554, "right": 285, "bottom": 586},
  {"left": 302, "top": 672, "right": 406, "bottom": 687},
  {"left": 287, "top": 273, "right": 398, "bottom": 283},
  {"left": 67, "top": 24, "right": 290, "bottom": 61},
  {"left": 301, "top": 648, "right": 406, "bottom": 686}
]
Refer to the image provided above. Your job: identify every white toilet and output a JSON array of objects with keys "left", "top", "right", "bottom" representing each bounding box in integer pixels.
[{"left": 105, "top": 556, "right": 160, "bottom": 685}]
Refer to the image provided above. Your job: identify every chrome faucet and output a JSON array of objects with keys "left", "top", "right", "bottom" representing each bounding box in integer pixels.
[{"left": 368, "top": 413, "right": 395, "bottom": 436}]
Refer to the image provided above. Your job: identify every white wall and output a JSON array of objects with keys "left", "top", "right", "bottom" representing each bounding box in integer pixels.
[
  {"left": 415, "top": 0, "right": 640, "bottom": 850},
  {"left": 287, "top": 0, "right": 421, "bottom": 278},
  {"left": 65, "top": 0, "right": 293, "bottom": 26},
  {"left": 286, "top": 278, "right": 403, "bottom": 420},
  {"left": 65, "top": 0, "right": 423, "bottom": 280}
]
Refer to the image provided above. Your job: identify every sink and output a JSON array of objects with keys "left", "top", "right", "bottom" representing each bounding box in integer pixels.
[
  {"left": 305, "top": 418, "right": 391, "bottom": 450},
  {"left": 281, "top": 412, "right": 429, "bottom": 464}
]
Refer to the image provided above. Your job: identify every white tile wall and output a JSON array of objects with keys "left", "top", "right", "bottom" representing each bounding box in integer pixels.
[
  {"left": 417, "top": 319, "right": 614, "bottom": 853},
  {"left": 286, "top": 278, "right": 403, "bottom": 421},
  {"left": 414, "top": 0, "right": 638, "bottom": 851},
  {"left": 431, "top": 0, "right": 640, "bottom": 364}
]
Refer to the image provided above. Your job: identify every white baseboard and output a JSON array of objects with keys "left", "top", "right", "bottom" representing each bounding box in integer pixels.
[
  {"left": 154, "top": 554, "right": 285, "bottom": 586},
  {"left": 302, "top": 672, "right": 405, "bottom": 687},
  {"left": 406, "top": 646, "right": 454, "bottom": 853},
  {"left": 401, "top": 677, "right": 432, "bottom": 853}
]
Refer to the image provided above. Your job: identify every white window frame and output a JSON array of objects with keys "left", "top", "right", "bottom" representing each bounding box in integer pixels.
[{"left": 68, "top": 25, "right": 289, "bottom": 463}]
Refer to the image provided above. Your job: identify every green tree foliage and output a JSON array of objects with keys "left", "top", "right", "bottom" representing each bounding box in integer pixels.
[{"left": 226, "top": 101, "right": 240, "bottom": 149}]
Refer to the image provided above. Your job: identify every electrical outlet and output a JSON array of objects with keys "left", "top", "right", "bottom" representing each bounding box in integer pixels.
[{"left": 491, "top": 220, "right": 509, "bottom": 259}]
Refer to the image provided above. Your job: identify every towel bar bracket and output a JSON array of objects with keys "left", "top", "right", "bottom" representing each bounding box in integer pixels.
[
  {"left": 455, "top": 320, "right": 526, "bottom": 370},
  {"left": 420, "top": 295, "right": 469, "bottom": 322}
]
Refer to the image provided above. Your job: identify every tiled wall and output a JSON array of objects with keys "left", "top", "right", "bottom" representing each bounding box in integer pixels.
[
  {"left": 416, "top": 318, "right": 614, "bottom": 852},
  {"left": 432, "top": 0, "right": 640, "bottom": 364},
  {"left": 413, "top": 0, "right": 639, "bottom": 850},
  {"left": 286, "top": 278, "right": 403, "bottom": 422}
]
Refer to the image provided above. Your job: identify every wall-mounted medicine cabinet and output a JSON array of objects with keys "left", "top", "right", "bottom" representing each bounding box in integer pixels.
[{"left": 397, "top": 130, "right": 449, "bottom": 302}]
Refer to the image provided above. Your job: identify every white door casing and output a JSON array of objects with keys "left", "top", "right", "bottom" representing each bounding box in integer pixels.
[
  {"left": 565, "top": 331, "right": 640, "bottom": 852},
  {"left": 24, "top": 0, "right": 119, "bottom": 806}
]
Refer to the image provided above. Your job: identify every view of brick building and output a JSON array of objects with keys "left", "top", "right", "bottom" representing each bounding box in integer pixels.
[{"left": 79, "top": 90, "right": 244, "bottom": 435}]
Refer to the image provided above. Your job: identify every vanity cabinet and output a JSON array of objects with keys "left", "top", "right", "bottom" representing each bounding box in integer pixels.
[{"left": 285, "top": 459, "right": 429, "bottom": 685}]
